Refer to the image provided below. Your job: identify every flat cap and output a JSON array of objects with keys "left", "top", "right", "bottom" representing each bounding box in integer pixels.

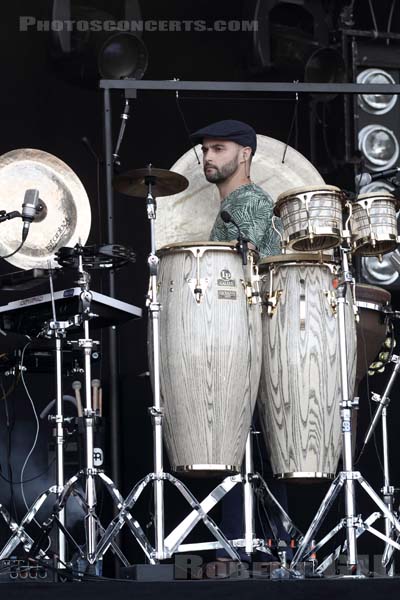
[{"left": 190, "top": 119, "right": 257, "bottom": 155}]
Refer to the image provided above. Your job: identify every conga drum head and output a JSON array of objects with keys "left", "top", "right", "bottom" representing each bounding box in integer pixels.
[{"left": 259, "top": 252, "right": 336, "bottom": 271}]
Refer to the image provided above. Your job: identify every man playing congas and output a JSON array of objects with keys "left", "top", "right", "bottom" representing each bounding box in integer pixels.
[
  {"left": 190, "top": 119, "right": 281, "bottom": 256},
  {"left": 190, "top": 119, "right": 287, "bottom": 562}
]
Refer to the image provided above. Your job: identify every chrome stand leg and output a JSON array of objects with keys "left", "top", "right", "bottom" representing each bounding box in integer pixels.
[
  {"left": 291, "top": 250, "right": 400, "bottom": 575},
  {"left": 243, "top": 432, "right": 256, "bottom": 555}
]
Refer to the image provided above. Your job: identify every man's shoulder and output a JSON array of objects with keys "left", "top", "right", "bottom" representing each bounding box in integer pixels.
[{"left": 229, "top": 183, "right": 273, "bottom": 207}]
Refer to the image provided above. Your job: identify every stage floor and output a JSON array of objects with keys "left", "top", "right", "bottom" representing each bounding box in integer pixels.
[{"left": 2, "top": 578, "right": 400, "bottom": 600}]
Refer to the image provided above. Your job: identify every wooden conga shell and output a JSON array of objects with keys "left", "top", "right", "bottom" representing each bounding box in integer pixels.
[
  {"left": 156, "top": 242, "right": 262, "bottom": 476},
  {"left": 258, "top": 255, "right": 357, "bottom": 481}
]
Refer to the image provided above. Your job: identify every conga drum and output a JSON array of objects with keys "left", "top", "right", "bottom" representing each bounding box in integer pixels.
[
  {"left": 155, "top": 242, "right": 262, "bottom": 476},
  {"left": 257, "top": 254, "right": 357, "bottom": 480}
]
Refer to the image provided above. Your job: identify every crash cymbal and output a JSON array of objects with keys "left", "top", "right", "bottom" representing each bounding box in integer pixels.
[
  {"left": 155, "top": 135, "right": 325, "bottom": 250},
  {"left": 114, "top": 166, "right": 189, "bottom": 198},
  {"left": 0, "top": 148, "right": 91, "bottom": 270}
]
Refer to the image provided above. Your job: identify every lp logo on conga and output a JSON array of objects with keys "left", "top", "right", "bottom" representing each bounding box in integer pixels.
[{"left": 220, "top": 269, "right": 231, "bottom": 280}]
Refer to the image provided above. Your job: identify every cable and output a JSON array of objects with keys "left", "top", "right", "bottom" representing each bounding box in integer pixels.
[
  {"left": 386, "top": 0, "right": 396, "bottom": 43},
  {"left": 282, "top": 95, "right": 299, "bottom": 163},
  {"left": 1, "top": 378, "right": 18, "bottom": 522},
  {"left": 0, "top": 240, "right": 25, "bottom": 260},
  {"left": 175, "top": 94, "right": 201, "bottom": 164},
  {"left": 19, "top": 342, "right": 42, "bottom": 527},
  {"left": 367, "top": 0, "right": 379, "bottom": 36},
  {"left": 1, "top": 359, "right": 57, "bottom": 495},
  {"left": 0, "top": 458, "right": 56, "bottom": 486}
]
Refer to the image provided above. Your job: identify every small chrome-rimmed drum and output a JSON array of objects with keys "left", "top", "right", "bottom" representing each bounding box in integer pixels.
[
  {"left": 354, "top": 283, "right": 391, "bottom": 388},
  {"left": 257, "top": 254, "right": 357, "bottom": 481},
  {"left": 350, "top": 192, "right": 400, "bottom": 256},
  {"left": 274, "top": 185, "right": 346, "bottom": 252},
  {"left": 154, "top": 241, "right": 262, "bottom": 477}
]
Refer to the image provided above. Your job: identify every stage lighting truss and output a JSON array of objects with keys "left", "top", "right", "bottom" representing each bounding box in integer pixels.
[
  {"left": 358, "top": 124, "right": 399, "bottom": 172},
  {"left": 357, "top": 68, "right": 398, "bottom": 115}
]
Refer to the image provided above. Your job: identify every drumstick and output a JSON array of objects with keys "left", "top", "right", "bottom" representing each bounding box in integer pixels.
[
  {"left": 72, "top": 380, "right": 83, "bottom": 417},
  {"left": 92, "top": 379, "right": 101, "bottom": 413}
]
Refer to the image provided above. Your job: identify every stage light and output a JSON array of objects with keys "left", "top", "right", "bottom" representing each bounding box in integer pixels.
[
  {"left": 50, "top": 1, "right": 148, "bottom": 87},
  {"left": 304, "top": 47, "right": 345, "bottom": 84},
  {"left": 98, "top": 32, "right": 148, "bottom": 80},
  {"left": 358, "top": 124, "right": 399, "bottom": 171},
  {"left": 357, "top": 69, "right": 398, "bottom": 115}
]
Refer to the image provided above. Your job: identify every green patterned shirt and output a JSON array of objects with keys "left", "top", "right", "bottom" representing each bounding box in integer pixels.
[{"left": 210, "top": 183, "right": 282, "bottom": 258}]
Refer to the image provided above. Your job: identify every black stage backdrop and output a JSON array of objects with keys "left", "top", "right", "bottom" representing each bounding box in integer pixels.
[{"left": 0, "top": 0, "right": 399, "bottom": 572}]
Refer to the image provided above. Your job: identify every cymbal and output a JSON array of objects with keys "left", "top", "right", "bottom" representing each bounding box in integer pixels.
[
  {"left": 0, "top": 148, "right": 91, "bottom": 270},
  {"left": 114, "top": 166, "right": 189, "bottom": 198}
]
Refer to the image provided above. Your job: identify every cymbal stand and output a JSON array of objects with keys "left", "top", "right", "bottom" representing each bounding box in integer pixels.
[
  {"left": 93, "top": 169, "right": 244, "bottom": 564},
  {"left": 0, "top": 268, "right": 73, "bottom": 567},
  {"left": 290, "top": 247, "right": 400, "bottom": 576}
]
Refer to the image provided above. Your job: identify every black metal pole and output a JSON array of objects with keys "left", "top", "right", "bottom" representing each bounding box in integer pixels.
[{"left": 103, "top": 88, "right": 121, "bottom": 499}]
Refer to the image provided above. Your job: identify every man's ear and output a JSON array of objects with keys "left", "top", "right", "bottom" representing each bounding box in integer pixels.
[{"left": 242, "top": 147, "right": 251, "bottom": 162}]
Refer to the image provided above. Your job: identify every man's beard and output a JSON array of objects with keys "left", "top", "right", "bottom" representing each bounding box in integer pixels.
[{"left": 204, "top": 156, "right": 239, "bottom": 183}]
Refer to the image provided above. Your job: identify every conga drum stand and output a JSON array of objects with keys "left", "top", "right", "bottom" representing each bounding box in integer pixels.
[
  {"left": 158, "top": 429, "right": 302, "bottom": 559},
  {"left": 93, "top": 169, "right": 242, "bottom": 564},
  {"left": 290, "top": 248, "right": 400, "bottom": 575}
]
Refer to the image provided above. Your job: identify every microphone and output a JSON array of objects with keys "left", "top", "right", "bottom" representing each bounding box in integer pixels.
[
  {"left": 355, "top": 167, "right": 400, "bottom": 187},
  {"left": 220, "top": 210, "right": 248, "bottom": 265},
  {"left": 21, "top": 189, "right": 42, "bottom": 241}
]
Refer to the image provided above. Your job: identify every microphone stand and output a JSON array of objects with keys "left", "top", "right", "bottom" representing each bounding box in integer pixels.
[
  {"left": 220, "top": 210, "right": 249, "bottom": 266},
  {"left": 0, "top": 210, "right": 21, "bottom": 223},
  {"left": 237, "top": 235, "right": 249, "bottom": 266}
]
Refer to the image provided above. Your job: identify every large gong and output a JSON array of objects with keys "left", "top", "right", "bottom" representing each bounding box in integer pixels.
[{"left": 155, "top": 134, "right": 325, "bottom": 249}]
